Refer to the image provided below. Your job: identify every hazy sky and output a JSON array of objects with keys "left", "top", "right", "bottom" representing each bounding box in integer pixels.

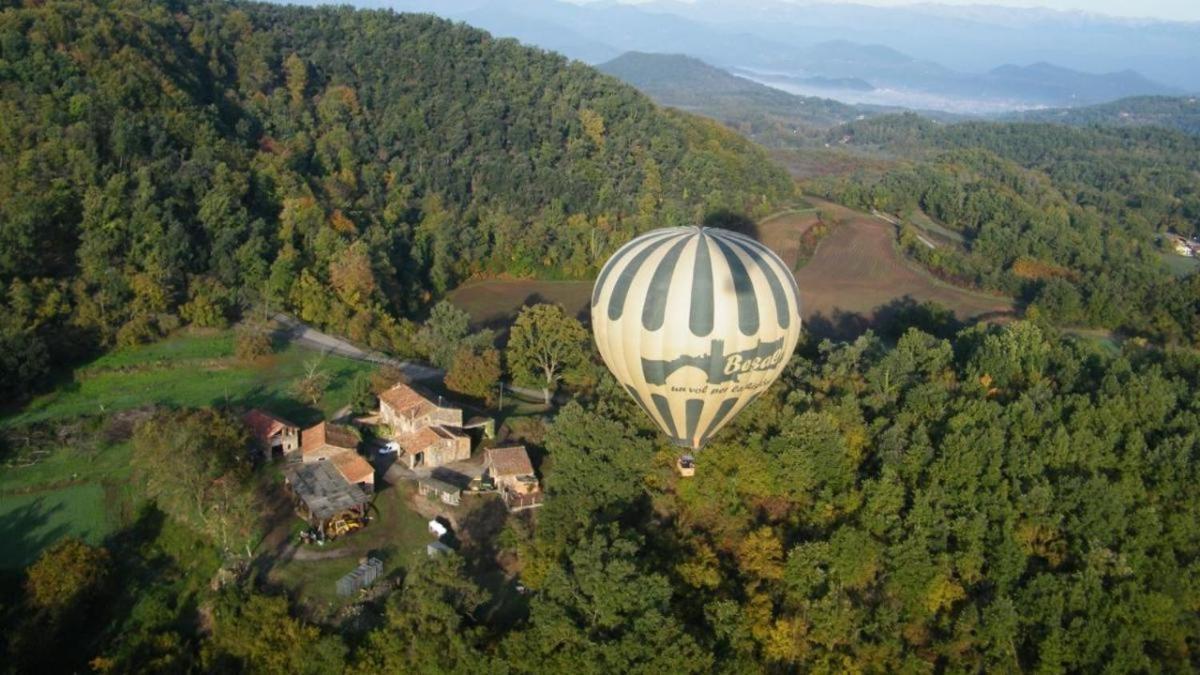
[{"left": 593, "top": 0, "right": 1200, "bottom": 22}]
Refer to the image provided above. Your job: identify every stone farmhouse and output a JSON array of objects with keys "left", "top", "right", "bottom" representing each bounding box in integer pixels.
[{"left": 379, "top": 383, "right": 471, "bottom": 469}]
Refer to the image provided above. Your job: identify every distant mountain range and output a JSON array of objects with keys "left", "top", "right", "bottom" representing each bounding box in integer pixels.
[
  {"left": 347, "top": 0, "right": 1194, "bottom": 113},
  {"left": 597, "top": 52, "right": 877, "bottom": 136},
  {"left": 637, "top": 0, "right": 1200, "bottom": 92},
  {"left": 598, "top": 52, "right": 1200, "bottom": 143}
]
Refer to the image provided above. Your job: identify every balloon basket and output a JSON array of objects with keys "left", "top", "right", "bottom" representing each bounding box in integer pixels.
[{"left": 676, "top": 454, "right": 696, "bottom": 478}]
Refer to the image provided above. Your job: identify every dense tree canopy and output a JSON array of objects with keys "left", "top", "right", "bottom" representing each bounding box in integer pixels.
[{"left": 0, "top": 0, "right": 794, "bottom": 405}]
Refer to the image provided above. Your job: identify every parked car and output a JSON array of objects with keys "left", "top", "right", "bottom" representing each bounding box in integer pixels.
[{"left": 378, "top": 441, "right": 400, "bottom": 455}]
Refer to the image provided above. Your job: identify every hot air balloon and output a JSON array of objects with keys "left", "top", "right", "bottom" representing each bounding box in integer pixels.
[{"left": 591, "top": 226, "right": 801, "bottom": 451}]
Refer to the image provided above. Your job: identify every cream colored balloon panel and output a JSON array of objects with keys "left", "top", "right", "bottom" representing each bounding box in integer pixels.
[{"left": 592, "top": 227, "right": 801, "bottom": 450}]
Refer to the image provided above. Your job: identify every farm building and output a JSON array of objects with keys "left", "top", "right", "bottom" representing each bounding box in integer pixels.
[
  {"left": 395, "top": 425, "right": 471, "bottom": 469},
  {"left": 301, "top": 422, "right": 374, "bottom": 493},
  {"left": 243, "top": 409, "right": 300, "bottom": 459},
  {"left": 378, "top": 383, "right": 472, "bottom": 469},
  {"left": 284, "top": 462, "right": 371, "bottom": 539},
  {"left": 418, "top": 477, "right": 463, "bottom": 506},
  {"left": 485, "top": 446, "right": 543, "bottom": 512},
  {"left": 379, "top": 383, "right": 463, "bottom": 432}
]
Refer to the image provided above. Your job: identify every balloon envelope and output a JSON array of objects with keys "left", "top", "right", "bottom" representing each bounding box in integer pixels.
[{"left": 591, "top": 226, "right": 802, "bottom": 450}]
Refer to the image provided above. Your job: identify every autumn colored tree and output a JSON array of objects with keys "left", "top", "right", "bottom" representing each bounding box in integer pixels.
[
  {"left": 445, "top": 346, "right": 502, "bottom": 406},
  {"left": 205, "top": 592, "right": 345, "bottom": 674},
  {"left": 234, "top": 322, "right": 273, "bottom": 361},
  {"left": 23, "top": 538, "right": 112, "bottom": 615}
]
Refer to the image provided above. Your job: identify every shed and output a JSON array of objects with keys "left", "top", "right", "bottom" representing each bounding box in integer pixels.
[
  {"left": 284, "top": 462, "right": 371, "bottom": 537},
  {"left": 243, "top": 409, "right": 300, "bottom": 459},
  {"left": 336, "top": 558, "right": 384, "bottom": 597},
  {"left": 418, "top": 477, "right": 462, "bottom": 506}
]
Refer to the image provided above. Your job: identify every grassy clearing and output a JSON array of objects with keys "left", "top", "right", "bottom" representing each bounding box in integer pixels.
[
  {"left": 1159, "top": 252, "right": 1200, "bottom": 277},
  {"left": 268, "top": 485, "right": 431, "bottom": 614},
  {"left": 87, "top": 330, "right": 236, "bottom": 370},
  {"left": 0, "top": 442, "right": 132, "bottom": 495},
  {"left": 3, "top": 332, "right": 375, "bottom": 428},
  {"left": 0, "top": 330, "right": 379, "bottom": 569},
  {"left": 0, "top": 484, "right": 114, "bottom": 569}
]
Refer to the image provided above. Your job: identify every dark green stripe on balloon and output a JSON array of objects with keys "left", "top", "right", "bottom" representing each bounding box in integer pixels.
[
  {"left": 723, "top": 230, "right": 802, "bottom": 318},
  {"left": 697, "top": 397, "right": 739, "bottom": 448},
  {"left": 607, "top": 235, "right": 678, "bottom": 321},
  {"left": 689, "top": 234, "right": 714, "bottom": 337},
  {"left": 651, "top": 393, "right": 678, "bottom": 438},
  {"left": 592, "top": 231, "right": 675, "bottom": 308},
  {"left": 684, "top": 398, "right": 704, "bottom": 444},
  {"left": 711, "top": 237, "right": 759, "bottom": 336},
  {"left": 641, "top": 237, "right": 691, "bottom": 331},
  {"left": 726, "top": 237, "right": 791, "bottom": 329}
]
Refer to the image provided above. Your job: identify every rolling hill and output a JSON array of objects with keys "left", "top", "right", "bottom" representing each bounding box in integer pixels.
[{"left": 597, "top": 52, "right": 880, "bottom": 145}]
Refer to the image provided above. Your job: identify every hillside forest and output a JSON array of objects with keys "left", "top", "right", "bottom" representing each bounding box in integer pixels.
[{"left": 0, "top": 0, "right": 793, "bottom": 403}]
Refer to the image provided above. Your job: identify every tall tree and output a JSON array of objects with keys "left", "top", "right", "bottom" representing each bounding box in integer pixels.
[
  {"left": 507, "top": 304, "right": 589, "bottom": 404},
  {"left": 131, "top": 409, "right": 260, "bottom": 559}
]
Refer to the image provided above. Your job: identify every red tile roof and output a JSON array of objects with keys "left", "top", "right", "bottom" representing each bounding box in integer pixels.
[
  {"left": 487, "top": 446, "right": 534, "bottom": 477},
  {"left": 379, "top": 383, "right": 437, "bottom": 420},
  {"left": 397, "top": 425, "right": 466, "bottom": 454},
  {"left": 302, "top": 422, "right": 359, "bottom": 457},
  {"left": 243, "top": 409, "right": 295, "bottom": 445},
  {"left": 332, "top": 453, "right": 375, "bottom": 484}
]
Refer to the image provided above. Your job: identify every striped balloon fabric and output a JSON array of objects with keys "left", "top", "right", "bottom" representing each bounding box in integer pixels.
[{"left": 591, "top": 226, "right": 802, "bottom": 450}]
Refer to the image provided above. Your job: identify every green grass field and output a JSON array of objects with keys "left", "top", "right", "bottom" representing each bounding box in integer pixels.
[
  {"left": 0, "top": 484, "right": 114, "bottom": 568},
  {"left": 0, "top": 442, "right": 132, "bottom": 495},
  {"left": 0, "top": 330, "right": 380, "bottom": 569},
  {"left": 3, "top": 331, "right": 375, "bottom": 428}
]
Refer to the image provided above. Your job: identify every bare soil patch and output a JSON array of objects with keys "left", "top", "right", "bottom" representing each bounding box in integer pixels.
[
  {"left": 794, "top": 199, "right": 1015, "bottom": 335},
  {"left": 448, "top": 278, "right": 593, "bottom": 329}
]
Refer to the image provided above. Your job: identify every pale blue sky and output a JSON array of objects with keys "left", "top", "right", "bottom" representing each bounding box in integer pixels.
[{"left": 594, "top": 0, "right": 1200, "bottom": 22}]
